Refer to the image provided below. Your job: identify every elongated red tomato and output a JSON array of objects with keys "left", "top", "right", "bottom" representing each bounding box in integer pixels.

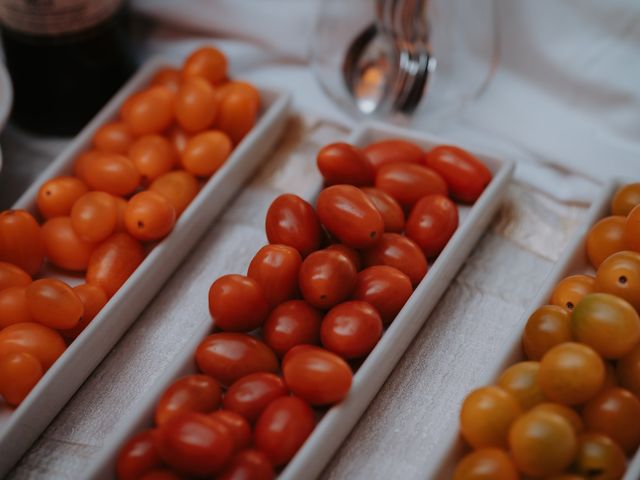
[
  {"left": 316, "top": 143, "right": 374, "bottom": 186},
  {"left": 117, "top": 430, "right": 163, "bottom": 480},
  {"left": 0, "top": 210, "right": 45, "bottom": 276},
  {"left": 195, "top": 333, "right": 278, "bottom": 386},
  {"left": 316, "top": 185, "right": 384, "bottom": 248},
  {"left": 405, "top": 194, "right": 458, "bottom": 258},
  {"left": 218, "top": 449, "right": 274, "bottom": 480},
  {"left": 361, "top": 187, "right": 405, "bottom": 233},
  {"left": 320, "top": 301, "right": 383, "bottom": 359},
  {"left": 208, "top": 410, "right": 252, "bottom": 452},
  {"left": 352, "top": 265, "right": 413, "bottom": 324},
  {"left": 262, "top": 300, "right": 322, "bottom": 356},
  {"left": 325, "top": 244, "right": 361, "bottom": 270},
  {"left": 155, "top": 374, "right": 222, "bottom": 426},
  {"left": 375, "top": 163, "right": 448, "bottom": 209},
  {"left": 247, "top": 245, "right": 302, "bottom": 307},
  {"left": 362, "top": 139, "right": 424, "bottom": 172},
  {"left": 424, "top": 145, "right": 492, "bottom": 203},
  {"left": 223, "top": 372, "right": 288, "bottom": 422},
  {"left": 283, "top": 345, "right": 353, "bottom": 405},
  {"left": 0, "top": 262, "right": 31, "bottom": 291},
  {"left": 208, "top": 274, "right": 269, "bottom": 332},
  {"left": 254, "top": 396, "right": 315, "bottom": 466},
  {"left": 361, "top": 233, "right": 428, "bottom": 286},
  {"left": 265, "top": 194, "right": 322, "bottom": 257},
  {"left": 298, "top": 249, "right": 357, "bottom": 309}
]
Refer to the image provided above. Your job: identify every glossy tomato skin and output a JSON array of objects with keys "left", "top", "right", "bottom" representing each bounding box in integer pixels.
[
  {"left": 26, "top": 278, "right": 83, "bottom": 330},
  {"left": 124, "top": 191, "right": 177, "bottom": 242},
  {"left": 424, "top": 145, "right": 492, "bottom": 203},
  {"left": 0, "top": 210, "right": 45, "bottom": 276},
  {"left": 316, "top": 185, "right": 384, "bottom": 248},
  {"left": 150, "top": 171, "right": 200, "bottom": 217},
  {"left": 453, "top": 448, "right": 519, "bottom": 480},
  {"left": 181, "top": 131, "right": 232, "bottom": 177},
  {"left": 254, "top": 396, "right": 315, "bottom": 467},
  {"left": 60, "top": 283, "right": 108, "bottom": 340},
  {"left": 361, "top": 233, "right": 428, "bottom": 286},
  {"left": 362, "top": 139, "right": 423, "bottom": 172},
  {"left": 247, "top": 245, "right": 302, "bottom": 307},
  {"left": 325, "top": 244, "right": 361, "bottom": 270},
  {"left": 375, "top": 163, "right": 448, "bottom": 209},
  {"left": 352, "top": 265, "right": 413, "bottom": 324},
  {"left": 573, "top": 433, "right": 626, "bottom": 480},
  {"left": 522, "top": 305, "right": 572, "bottom": 360},
  {"left": 218, "top": 449, "right": 274, "bottom": 480},
  {"left": 265, "top": 194, "right": 322, "bottom": 257},
  {"left": 116, "top": 429, "right": 163, "bottom": 480},
  {"left": 282, "top": 345, "right": 352, "bottom": 405},
  {"left": 71, "top": 191, "right": 118, "bottom": 243},
  {"left": 625, "top": 204, "right": 640, "bottom": 252},
  {"left": 83, "top": 153, "right": 141, "bottom": 197},
  {"left": 156, "top": 412, "right": 234, "bottom": 477},
  {"left": 86, "top": 233, "right": 145, "bottom": 298},
  {"left": 0, "top": 262, "right": 31, "bottom": 291},
  {"left": 0, "top": 351, "right": 43, "bottom": 406},
  {"left": 175, "top": 77, "right": 217, "bottom": 133},
  {"left": 195, "top": 333, "right": 278, "bottom": 386},
  {"left": 121, "top": 86, "right": 174, "bottom": 136},
  {"left": 298, "top": 249, "right": 357, "bottom": 309},
  {"left": 320, "top": 301, "right": 383, "bottom": 359},
  {"left": 586, "top": 216, "right": 627, "bottom": 269},
  {"left": 214, "top": 90, "right": 258, "bottom": 145},
  {"left": 612, "top": 183, "right": 640, "bottom": 216},
  {"left": 208, "top": 274, "right": 270, "bottom": 332},
  {"left": 223, "top": 372, "right": 288, "bottom": 423},
  {"left": 316, "top": 142, "right": 374, "bottom": 186},
  {"left": 0, "top": 322, "right": 66, "bottom": 370},
  {"left": 361, "top": 187, "right": 405, "bottom": 233},
  {"left": 36, "top": 176, "right": 88, "bottom": 220},
  {"left": 41, "top": 216, "right": 95, "bottom": 271},
  {"left": 209, "top": 410, "right": 252, "bottom": 451},
  {"left": 0, "top": 286, "right": 31, "bottom": 328},
  {"left": 550, "top": 274, "right": 595, "bottom": 313},
  {"left": 155, "top": 374, "right": 222, "bottom": 426},
  {"left": 405, "top": 194, "right": 458, "bottom": 258},
  {"left": 595, "top": 250, "right": 640, "bottom": 311},
  {"left": 262, "top": 300, "right": 322, "bottom": 356},
  {"left": 182, "top": 46, "right": 227, "bottom": 85}
]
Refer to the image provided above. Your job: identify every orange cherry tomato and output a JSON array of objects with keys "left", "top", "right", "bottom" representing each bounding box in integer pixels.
[
  {"left": 124, "top": 191, "right": 176, "bottom": 241},
  {"left": 73, "top": 150, "right": 106, "bottom": 183},
  {"left": 247, "top": 244, "right": 302, "bottom": 307},
  {"left": 182, "top": 46, "right": 227, "bottom": 85},
  {"left": 195, "top": 333, "right": 278, "bottom": 386},
  {"left": 573, "top": 433, "right": 626, "bottom": 480},
  {"left": 497, "top": 361, "right": 546, "bottom": 409},
  {"left": 208, "top": 274, "right": 269, "bottom": 332},
  {"left": 117, "top": 429, "right": 163, "bottom": 480},
  {"left": 175, "top": 77, "right": 218, "bottom": 133},
  {"left": 82, "top": 153, "right": 141, "bottom": 197},
  {"left": 572, "top": 293, "right": 640, "bottom": 359},
  {"left": 181, "top": 130, "right": 232, "bottom": 177},
  {"left": 530, "top": 402, "right": 583, "bottom": 434},
  {"left": 316, "top": 185, "right": 384, "bottom": 249},
  {"left": 92, "top": 121, "right": 134, "bottom": 154},
  {"left": 0, "top": 286, "right": 30, "bottom": 328},
  {"left": 150, "top": 67, "right": 181, "bottom": 93},
  {"left": 316, "top": 143, "right": 375, "bottom": 186},
  {"left": 59, "top": 283, "right": 108, "bottom": 340},
  {"left": 321, "top": 301, "right": 383, "bottom": 359},
  {"left": 0, "top": 261, "right": 31, "bottom": 291},
  {"left": 223, "top": 372, "right": 288, "bottom": 423},
  {"left": 538, "top": 342, "right": 605, "bottom": 405},
  {"left": 214, "top": 90, "right": 257, "bottom": 145},
  {"left": 361, "top": 187, "right": 405, "bottom": 233},
  {"left": 41, "top": 216, "right": 95, "bottom": 271},
  {"left": 86, "top": 233, "right": 145, "bottom": 298},
  {"left": 282, "top": 345, "right": 353, "bottom": 405},
  {"left": 156, "top": 412, "right": 234, "bottom": 477},
  {"left": 362, "top": 139, "right": 423, "bottom": 172},
  {"left": 298, "top": 249, "right": 357, "bottom": 309},
  {"left": 215, "top": 81, "right": 260, "bottom": 109},
  {"left": 617, "top": 342, "right": 640, "bottom": 397},
  {"left": 586, "top": 216, "right": 627, "bottom": 268},
  {"left": 208, "top": 410, "right": 251, "bottom": 452},
  {"left": 0, "top": 322, "right": 66, "bottom": 369},
  {"left": 254, "top": 396, "right": 315, "bottom": 467},
  {"left": 522, "top": 305, "right": 572, "bottom": 361},
  {"left": 0, "top": 210, "right": 45, "bottom": 275},
  {"left": 453, "top": 448, "right": 518, "bottom": 480},
  {"left": 26, "top": 278, "right": 83, "bottom": 330},
  {"left": 424, "top": 145, "right": 492, "bottom": 203},
  {"left": 121, "top": 86, "right": 174, "bottom": 136},
  {"left": 218, "top": 449, "right": 274, "bottom": 480},
  {"left": 156, "top": 374, "right": 222, "bottom": 427},
  {"left": 0, "top": 351, "right": 43, "bottom": 406},
  {"left": 375, "top": 163, "right": 448, "bottom": 209},
  {"left": 71, "top": 191, "right": 118, "bottom": 243},
  {"left": 150, "top": 170, "right": 199, "bottom": 217},
  {"left": 129, "top": 135, "right": 177, "bottom": 184},
  {"left": 352, "top": 265, "right": 412, "bottom": 325},
  {"left": 549, "top": 274, "right": 595, "bottom": 313},
  {"left": 595, "top": 250, "right": 640, "bottom": 311},
  {"left": 508, "top": 410, "right": 577, "bottom": 477},
  {"left": 624, "top": 204, "right": 640, "bottom": 252},
  {"left": 405, "top": 194, "right": 458, "bottom": 258},
  {"left": 262, "top": 300, "right": 322, "bottom": 357},
  {"left": 611, "top": 182, "right": 640, "bottom": 216},
  {"left": 325, "top": 244, "right": 361, "bottom": 270},
  {"left": 459, "top": 386, "right": 522, "bottom": 449},
  {"left": 265, "top": 194, "right": 322, "bottom": 257},
  {"left": 36, "top": 176, "right": 88, "bottom": 220},
  {"left": 583, "top": 387, "right": 640, "bottom": 453},
  {"left": 361, "top": 233, "right": 428, "bottom": 286}
]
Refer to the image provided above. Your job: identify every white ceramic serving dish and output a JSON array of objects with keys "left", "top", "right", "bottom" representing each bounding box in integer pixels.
[
  {"left": 0, "top": 56, "right": 290, "bottom": 476},
  {"left": 86, "top": 122, "right": 514, "bottom": 480},
  {"left": 426, "top": 178, "right": 640, "bottom": 480}
]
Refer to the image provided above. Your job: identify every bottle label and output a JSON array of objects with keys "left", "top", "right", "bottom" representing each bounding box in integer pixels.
[{"left": 0, "top": 0, "right": 122, "bottom": 35}]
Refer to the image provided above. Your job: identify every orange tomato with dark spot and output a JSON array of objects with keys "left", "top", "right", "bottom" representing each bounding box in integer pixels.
[
  {"left": 265, "top": 194, "right": 322, "bottom": 257},
  {"left": 0, "top": 210, "right": 45, "bottom": 276},
  {"left": 129, "top": 135, "right": 177, "bottom": 184},
  {"left": 352, "top": 265, "right": 413, "bottom": 324},
  {"left": 92, "top": 121, "right": 134, "bottom": 154},
  {"left": 150, "top": 171, "right": 199, "bottom": 217},
  {"left": 405, "top": 194, "right": 458, "bottom": 258},
  {"left": 361, "top": 233, "right": 428, "bottom": 286},
  {"left": 361, "top": 187, "right": 405, "bottom": 233},
  {"left": 116, "top": 429, "right": 163, "bottom": 480},
  {"left": 320, "top": 301, "right": 383, "bottom": 359},
  {"left": 247, "top": 245, "right": 302, "bottom": 307},
  {"left": 223, "top": 372, "right": 288, "bottom": 423},
  {"left": 155, "top": 374, "right": 222, "bottom": 426},
  {"left": 375, "top": 163, "right": 448, "bottom": 209},
  {"left": 41, "top": 216, "right": 95, "bottom": 271},
  {"left": 316, "top": 143, "right": 375, "bottom": 186},
  {"left": 595, "top": 250, "right": 640, "bottom": 311},
  {"left": 0, "top": 322, "right": 66, "bottom": 369},
  {"left": 36, "top": 176, "right": 88, "bottom": 220},
  {"left": 208, "top": 274, "right": 269, "bottom": 332},
  {"left": 124, "top": 191, "right": 176, "bottom": 241},
  {"left": 175, "top": 77, "right": 218, "bottom": 133},
  {"left": 549, "top": 274, "right": 595, "bottom": 313},
  {"left": 262, "top": 300, "right": 322, "bottom": 356},
  {"left": 362, "top": 139, "right": 424, "bottom": 172},
  {"left": 298, "top": 249, "right": 357, "bottom": 309},
  {"left": 0, "top": 261, "right": 31, "bottom": 291}
]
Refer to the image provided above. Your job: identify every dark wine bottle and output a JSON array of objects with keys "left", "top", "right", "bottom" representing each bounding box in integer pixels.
[{"left": 0, "top": 0, "right": 137, "bottom": 135}]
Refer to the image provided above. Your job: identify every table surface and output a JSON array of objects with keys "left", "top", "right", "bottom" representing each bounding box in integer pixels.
[{"left": 0, "top": 115, "right": 588, "bottom": 480}]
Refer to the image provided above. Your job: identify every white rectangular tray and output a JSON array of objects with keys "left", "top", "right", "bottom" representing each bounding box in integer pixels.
[
  {"left": 426, "top": 178, "right": 640, "bottom": 480},
  {"left": 86, "top": 122, "right": 514, "bottom": 480},
  {"left": 0, "top": 56, "right": 290, "bottom": 476}
]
